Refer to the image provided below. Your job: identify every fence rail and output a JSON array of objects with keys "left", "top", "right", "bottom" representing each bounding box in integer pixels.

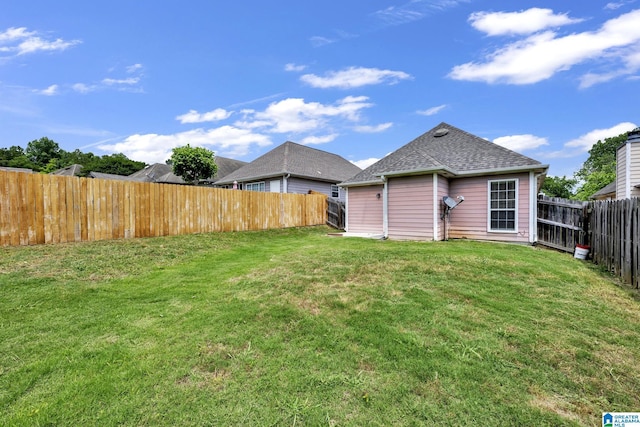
[
  {"left": 0, "top": 170, "right": 327, "bottom": 247},
  {"left": 326, "top": 198, "right": 345, "bottom": 230},
  {"left": 537, "top": 195, "right": 589, "bottom": 253},
  {"left": 537, "top": 195, "right": 640, "bottom": 289}
]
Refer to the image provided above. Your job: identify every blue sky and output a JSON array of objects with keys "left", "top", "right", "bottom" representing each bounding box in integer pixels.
[{"left": 1, "top": 1, "right": 639, "bottom": 177}]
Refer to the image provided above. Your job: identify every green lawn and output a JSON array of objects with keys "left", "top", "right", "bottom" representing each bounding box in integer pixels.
[{"left": 1, "top": 226, "right": 639, "bottom": 426}]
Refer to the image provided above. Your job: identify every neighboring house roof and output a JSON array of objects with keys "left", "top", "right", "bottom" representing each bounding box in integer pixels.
[
  {"left": 590, "top": 181, "right": 616, "bottom": 199},
  {"left": 0, "top": 166, "right": 33, "bottom": 173},
  {"left": 52, "top": 164, "right": 83, "bottom": 176},
  {"left": 215, "top": 141, "right": 362, "bottom": 185},
  {"left": 128, "top": 163, "right": 174, "bottom": 183},
  {"left": 89, "top": 171, "right": 132, "bottom": 180},
  {"left": 341, "top": 122, "right": 548, "bottom": 186},
  {"left": 128, "top": 157, "right": 247, "bottom": 184}
]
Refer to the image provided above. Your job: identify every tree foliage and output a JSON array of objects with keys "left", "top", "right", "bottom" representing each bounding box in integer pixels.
[
  {"left": 1, "top": 137, "right": 146, "bottom": 176},
  {"left": 26, "top": 137, "right": 61, "bottom": 170},
  {"left": 540, "top": 176, "right": 577, "bottom": 199},
  {"left": 169, "top": 145, "right": 217, "bottom": 185},
  {"left": 573, "top": 132, "right": 628, "bottom": 200},
  {"left": 79, "top": 153, "right": 146, "bottom": 176}
]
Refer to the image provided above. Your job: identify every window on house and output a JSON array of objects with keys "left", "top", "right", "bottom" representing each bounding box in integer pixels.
[
  {"left": 331, "top": 184, "right": 339, "bottom": 198},
  {"left": 245, "top": 182, "right": 265, "bottom": 192},
  {"left": 488, "top": 179, "right": 517, "bottom": 232}
]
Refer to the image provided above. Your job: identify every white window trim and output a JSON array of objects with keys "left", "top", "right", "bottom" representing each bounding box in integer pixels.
[
  {"left": 245, "top": 181, "right": 266, "bottom": 192},
  {"left": 487, "top": 178, "right": 518, "bottom": 233},
  {"left": 330, "top": 184, "right": 339, "bottom": 198}
]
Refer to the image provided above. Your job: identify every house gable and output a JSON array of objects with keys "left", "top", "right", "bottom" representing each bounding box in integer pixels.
[{"left": 343, "top": 123, "right": 548, "bottom": 242}]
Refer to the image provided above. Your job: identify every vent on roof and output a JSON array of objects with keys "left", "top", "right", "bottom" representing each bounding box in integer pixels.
[{"left": 434, "top": 128, "right": 449, "bottom": 137}]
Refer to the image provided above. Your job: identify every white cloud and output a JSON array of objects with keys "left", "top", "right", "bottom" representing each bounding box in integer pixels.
[
  {"left": 300, "top": 66, "right": 412, "bottom": 89},
  {"left": 176, "top": 108, "right": 232, "bottom": 124},
  {"left": 449, "top": 9, "right": 640, "bottom": 85},
  {"left": 284, "top": 63, "right": 307, "bottom": 72},
  {"left": 372, "top": 0, "right": 471, "bottom": 27},
  {"left": 101, "top": 94, "right": 382, "bottom": 163},
  {"left": 300, "top": 134, "right": 338, "bottom": 145},
  {"left": 126, "top": 63, "right": 143, "bottom": 73},
  {"left": 253, "top": 96, "right": 373, "bottom": 133},
  {"left": 351, "top": 158, "right": 380, "bottom": 169},
  {"left": 35, "top": 84, "right": 58, "bottom": 96},
  {"left": 0, "top": 27, "right": 80, "bottom": 58},
  {"left": 72, "top": 83, "right": 96, "bottom": 94},
  {"left": 102, "top": 77, "right": 140, "bottom": 86},
  {"left": 493, "top": 134, "right": 549, "bottom": 151},
  {"left": 99, "top": 126, "right": 273, "bottom": 164},
  {"left": 469, "top": 8, "right": 583, "bottom": 36},
  {"left": 417, "top": 104, "right": 448, "bottom": 116},
  {"left": 353, "top": 123, "right": 393, "bottom": 133},
  {"left": 310, "top": 36, "right": 335, "bottom": 47},
  {"left": 564, "top": 122, "right": 637, "bottom": 151}
]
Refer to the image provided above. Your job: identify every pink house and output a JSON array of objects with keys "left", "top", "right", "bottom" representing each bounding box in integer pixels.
[{"left": 340, "top": 123, "right": 549, "bottom": 243}]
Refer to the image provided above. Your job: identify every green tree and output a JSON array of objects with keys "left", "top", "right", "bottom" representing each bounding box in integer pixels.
[
  {"left": 540, "top": 175, "right": 577, "bottom": 199},
  {"left": 25, "top": 137, "right": 61, "bottom": 171},
  {"left": 0, "top": 146, "right": 35, "bottom": 169},
  {"left": 80, "top": 153, "right": 146, "bottom": 176},
  {"left": 169, "top": 145, "right": 217, "bottom": 185},
  {"left": 573, "top": 132, "right": 628, "bottom": 200}
]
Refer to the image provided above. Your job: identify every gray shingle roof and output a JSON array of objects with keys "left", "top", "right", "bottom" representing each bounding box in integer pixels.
[
  {"left": 52, "top": 164, "right": 83, "bottom": 176},
  {"left": 215, "top": 141, "right": 362, "bottom": 185},
  {"left": 341, "top": 122, "right": 547, "bottom": 186},
  {"left": 89, "top": 171, "right": 132, "bottom": 181},
  {"left": 127, "top": 157, "right": 247, "bottom": 184}
]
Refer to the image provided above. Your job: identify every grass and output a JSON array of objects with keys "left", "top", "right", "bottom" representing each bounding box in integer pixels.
[{"left": 1, "top": 226, "right": 639, "bottom": 426}]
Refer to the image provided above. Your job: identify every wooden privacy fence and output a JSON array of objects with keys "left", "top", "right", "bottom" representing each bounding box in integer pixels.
[
  {"left": 589, "top": 198, "right": 640, "bottom": 288},
  {"left": 326, "top": 198, "right": 345, "bottom": 230},
  {"left": 0, "top": 170, "right": 327, "bottom": 247},
  {"left": 537, "top": 195, "right": 589, "bottom": 252}
]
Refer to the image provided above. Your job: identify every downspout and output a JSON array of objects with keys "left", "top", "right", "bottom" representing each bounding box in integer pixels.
[
  {"left": 433, "top": 173, "right": 439, "bottom": 241},
  {"left": 626, "top": 142, "right": 631, "bottom": 199},
  {"left": 530, "top": 171, "right": 544, "bottom": 244},
  {"left": 381, "top": 175, "right": 388, "bottom": 239}
]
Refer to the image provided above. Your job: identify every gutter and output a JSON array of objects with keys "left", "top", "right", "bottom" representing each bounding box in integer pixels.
[{"left": 381, "top": 175, "right": 388, "bottom": 239}]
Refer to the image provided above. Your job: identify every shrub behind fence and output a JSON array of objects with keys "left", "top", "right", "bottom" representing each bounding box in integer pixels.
[{"left": 0, "top": 170, "right": 327, "bottom": 247}]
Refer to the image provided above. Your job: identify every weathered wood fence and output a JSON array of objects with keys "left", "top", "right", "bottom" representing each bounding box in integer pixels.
[
  {"left": 537, "top": 195, "right": 640, "bottom": 289},
  {"left": 537, "top": 195, "right": 589, "bottom": 252},
  {"left": 589, "top": 198, "right": 640, "bottom": 288},
  {"left": 326, "top": 198, "right": 345, "bottom": 230},
  {"left": 0, "top": 170, "right": 327, "bottom": 247}
]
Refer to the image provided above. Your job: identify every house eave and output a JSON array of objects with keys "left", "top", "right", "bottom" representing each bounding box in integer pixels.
[
  {"left": 454, "top": 164, "right": 549, "bottom": 178},
  {"left": 339, "top": 179, "right": 384, "bottom": 188}
]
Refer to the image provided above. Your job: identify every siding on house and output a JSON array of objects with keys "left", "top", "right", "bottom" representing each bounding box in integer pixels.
[
  {"left": 346, "top": 185, "right": 383, "bottom": 234},
  {"left": 288, "top": 177, "right": 345, "bottom": 201},
  {"left": 448, "top": 173, "right": 531, "bottom": 243},
  {"left": 617, "top": 143, "right": 628, "bottom": 199},
  {"left": 387, "top": 175, "right": 434, "bottom": 240}
]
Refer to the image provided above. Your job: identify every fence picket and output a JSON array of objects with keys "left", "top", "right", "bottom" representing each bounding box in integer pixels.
[{"left": 0, "top": 170, "right": 327, "bottom": 247}]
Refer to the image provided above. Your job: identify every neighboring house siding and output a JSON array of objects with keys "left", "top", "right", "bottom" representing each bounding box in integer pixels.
[
  {"left": 346, "top": 185, "right": 383, "bottom": 234},
  {"left": 448, "top": 173, "right": 531, "bottom": 243},
  {"left": 288, "top": 177, "right": 345, "bottom": 201},
  {"left": 437, "top": 175, "right": 450, "bottom": 241},
  {"left": 616, "top": 144, "right": 627, "bottom": 199},
  {"left": 387, "top": 175, "right": 433, "bottom": 240},
  {"left": 630, "top": 143, "right": 640, "bottom": 198}
]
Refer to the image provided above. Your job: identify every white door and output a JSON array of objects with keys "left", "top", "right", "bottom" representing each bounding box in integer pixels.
[{"left": 270, "top": 179, "right": 281, "bottom": 193}]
